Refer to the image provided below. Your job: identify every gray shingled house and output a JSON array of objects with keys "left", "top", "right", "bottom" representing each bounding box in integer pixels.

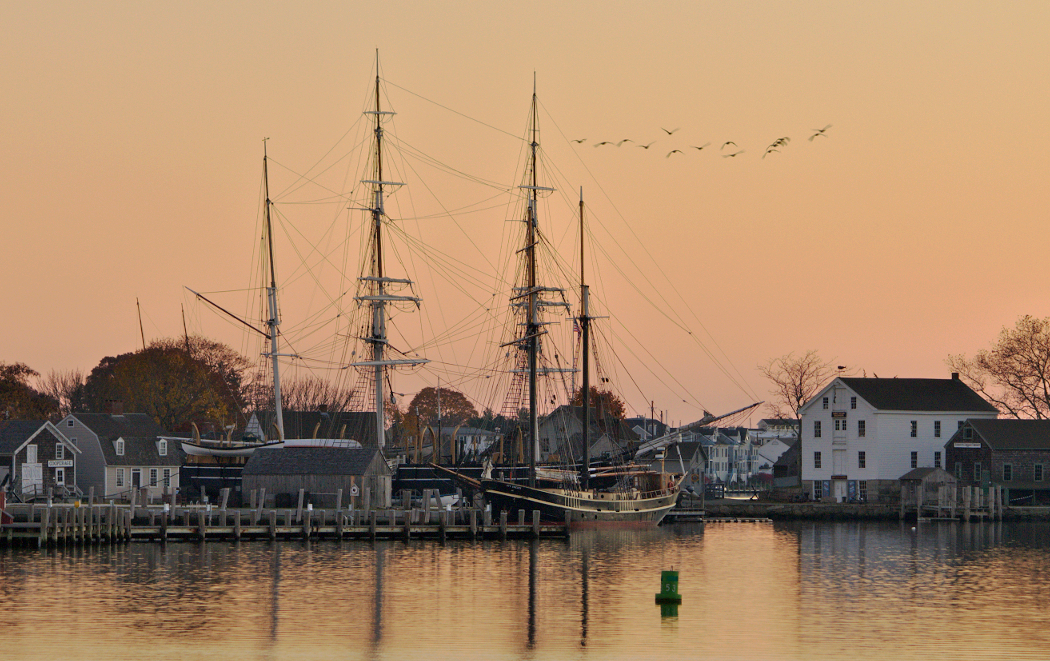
[
  {"left": 0, "top": 420, "right": 80, "bottom": 499},
  {"left": 242, "top": 446, "right": 392, "bottom": 509},
  {"left": 58, "top": 410, "right": 183, "bottom": 500},
  {"left": 945, "top": 418, "right": 1050, "bottom": 505}
]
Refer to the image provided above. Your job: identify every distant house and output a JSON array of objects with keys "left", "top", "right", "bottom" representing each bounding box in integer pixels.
[
  {"left": 753, "top": 419, "right": 799, "bottom": 444},
  {"left": 772, "top": 440, "right": 800, "bottom": 490},
  {"left": 624, "top": 416, "right": 670, "bottom": 442},
  {"left": 242, "top": 446, "right": 392, "bottom": 509},
  {"left": 899, "top": 467, "right": 958, "bottom": 509},
  {"left": 638, "top": 440, "right": 708, "bottom": 490},
  {"left": 537, "top": 406, "right": 637, "bottom": 463},
  {"left": 800, "top": 375, "right": 998, "bottom": 503},
  {"left": 755, "top": 437, "right": 793, "bottom": 474},
  {"left": 0, "top": 420, "right": 80, "bottom": 499},
  {"left": 945, "top": 418, "right": 1050, "bottom": 506},
  {"left": 58, "top": 410, "right": 183, "bottom": 500}
]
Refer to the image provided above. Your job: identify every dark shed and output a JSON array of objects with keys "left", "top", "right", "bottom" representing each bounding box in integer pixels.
[{"left": 242, "top": 447, "right": 392, "bottom": 508}]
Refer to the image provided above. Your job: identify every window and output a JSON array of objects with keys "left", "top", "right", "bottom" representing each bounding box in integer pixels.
[
  {"left": 911, "top": 451, "right": 918, "bottom": 469},
  {"left": 859, "top": 481, "right": 868, "bottom": 501},
  {"left": 814, "top": 421, "right": 822, "bottom": 438},
  {"left": 963, "top": 427, "right": 973, "bottom": 439},
  {"left": 858, "top": 420, "right": 866, "bottom": 437},
  {"left": 149, "top": 468, "right": 158, "bottom": 487},
  {"left": 1003, "top": 464, "right": 1013, "bottom": 481},
  {"left": 974, "top": 462, "right": 982, "bottom": 483},
  {"left": 70, "top": 437, "right": 77, "bottom": 446},
  {"left": 814, "top": 452, "right": 822, "bottom": 469},
  {"left": 26, "top": 444, "right": 37, "bottom": 464},
  {"left": 55, "top": 468, "right": 65, "bottom": 485},
  {"left": 910, "top": 421, "right": 917, "bottom": 437},
  {"left": 858, "top": 451, "right": 866, "bottom": 469},
  {"left": 163, "top": 468, "right": 171, "bottom": 488},
  {"left": 934, "top": 451, "right": 941, "bottom": 468},
  {"left": 934, "top": 421, "right": 941, "bottom": 438},
  {"left": 834, "top": 419, "right": 844, "bottom": 431},
  {"left": 67, "top": 419, "right": 74, "bottom": 428},
  {"left": 822, "top": 397, "right": 829, "bottom": 410},
  {"left": 1036, "top": 465, "right": 1044, "bottom": 482},
  {"left": 850, "top": 396, "right": 857, "bottom": 410},
  {"left": 955, "top": 462, "right": 962, "bottom": 479},
  {"left": 55, "top": 444, "right": 65, "bottom": 460},
  {"left": 116, "top": 439, "right": 125, "bottom": 456},
  {"left": 159, "top": 439, "right": 167, "bottom": 456},
  {"left": 813, "top": 481, "right": 823, "bottom": 500},
  {"left": 116, "top": 468, "right": 125, "bottom": 488}
]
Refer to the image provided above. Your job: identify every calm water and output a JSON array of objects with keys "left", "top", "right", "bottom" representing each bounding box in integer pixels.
[{"left": 3, "top": 521, "right": 1050, "bottom": 660}]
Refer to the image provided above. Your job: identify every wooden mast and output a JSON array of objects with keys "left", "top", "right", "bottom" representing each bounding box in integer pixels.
[
  {"left": 527, "top": 77, "right": 539, "bottom": 488},
  {"left": 579, "top": 189, "right": 590, "bottom": 491},
  {"left": 262, "top": 139, "right": 285, "bottom": 441}
]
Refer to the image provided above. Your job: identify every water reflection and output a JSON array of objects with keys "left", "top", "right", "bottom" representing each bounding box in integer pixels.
[{"left": 3, "top": 521, "right": 1050, "bottom": 660}]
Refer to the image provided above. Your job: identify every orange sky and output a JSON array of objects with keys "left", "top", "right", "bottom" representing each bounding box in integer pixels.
[{"left": 4, "top": 2, "right": 1049, "bottom": 423}]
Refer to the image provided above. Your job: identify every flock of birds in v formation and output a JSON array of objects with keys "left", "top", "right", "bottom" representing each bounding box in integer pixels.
[{"left": 572, "top": 124, "right": 832, "bottom": 159}]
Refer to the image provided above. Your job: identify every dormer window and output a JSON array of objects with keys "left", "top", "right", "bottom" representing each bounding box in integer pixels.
[
  {"left": 158, "top": 439, "right": 167, "bottom": 456},
  {"left": 116, "top": 439, "right": 125, "bottom": 456}
]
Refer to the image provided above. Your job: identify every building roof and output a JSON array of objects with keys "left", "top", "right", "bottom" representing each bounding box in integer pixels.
[
  {"left": 900, "top": 467, "right": 955, "bottom": 481},
  {"left": 252, "top": 410, "right": 381, "bottom": 445},
  {"left": 965, "top": 418, "right": 1050, "bottom": 451},
  {"left": 242, "top": 447, "right": 386, "bottom": 476},
  {"left": 100, "top": 436, "right": 184, "bottom": 467},
  {"left": 839, "top": 378, "right": 998, "bottom": 413},
  {"left": 0, "top": 420, "right": 47, "bottom": 454},
  {"left": 73, "top": 412, "right": 169, "bottom": 440}
]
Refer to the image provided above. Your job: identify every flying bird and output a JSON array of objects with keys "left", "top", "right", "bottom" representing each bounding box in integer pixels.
[
  {"left": 571, "top": 138, "right": 587, "bottom": 144},
  {"left": 616, "top": 139, "right": 633, "bottom": 146},
  {"left": 593, "top": 141, "right": 613, "bottom": 147},
  {"left": 723, "top": 150, "right": 745, "bottom": 158},
  {"left": 809, "top": 125, "right": 832, "bottom": 141},
  {"left": 666, "top": 149, "right": 683, "bottom": 157},
  {"left": 661, "top": 127, "right": 680, "bottom": 135},
  {"left": 721, "top": 141, "right": 737, "bottom": 150},
  {"left": 762, "top": 148, "right": 779, "bottom": 159},
  {"left": 691, "top": 142, "right": 712, "bottom": 151},
  {"left": 637, "top": 141, "right": 656, "bottom": 149}
]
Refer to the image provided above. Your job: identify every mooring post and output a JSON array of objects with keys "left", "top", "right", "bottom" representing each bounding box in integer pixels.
[
  {"left": 369, "top": 509, "right": 377, "bottom": 541},
  {"left": 234, "top": 511, "right": 242, "bottom": 540},
  {"left": 335, "top": 488, "right": 343, "bottom": 521},
  {"left": 256, "top": 489, "right": 266, "bottom": 524},
  {"left": 518, "top": 509, "right": 525, "bottom": 526},
  {"left": 39, "top": 506, "right": 49, "bottom": 548},
  {"left": 303, "top": 508, "right": 311, "bottom": 540},
  {"left": 470, "top": 508, "right": 478, "bottom": 539},
  {"left": 269, "top": 509, "right": 277, "bottom": 540},
  {"left": 296, "top": 489, "right": 305, "bottom": 524},
  {"left": 198, "top": 509, "right": 207, "bottom": 541},
  {"left": 88, "top": 486, "right": 95, "bottom": 508},
  {"left": 499, "top": 510, "right": 508, "bottom": 540},
  {"left": 532, "top": 510, "right": 540, "bottom": 538},
  {"left": 439, "top": 510, "right": 447, "bottom": 543}
]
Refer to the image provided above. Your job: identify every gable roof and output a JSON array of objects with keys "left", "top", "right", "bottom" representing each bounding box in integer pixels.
[
  {"left": 72, "top": 413, "right": 169, "bottom": 440},
  {"left": 0, "top": 420, "right": 47, "bottom": 454},
  {"left": 242, "top": 447, "right": 387, "bottom": 476},
  {"left": 839, "top": 378, "right": 998, "bottom": 413},
  {"left": 100, "top": 436, "right": 184, "bottom": 467},
  {"left": 900, "top": 467, "right": 955, "bottom": 481},
  {"left": 252, "top": 410, "right": 380, "bottom": 445},
  {"left": 965, "top": 418, "right": 1050, "bottom": 451}
]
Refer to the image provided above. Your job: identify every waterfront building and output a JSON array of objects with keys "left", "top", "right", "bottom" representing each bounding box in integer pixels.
[
  {"left": 945, "top": 418, "right": 1050, "bottom": 506},
  {"left": 57, "top": 407, "right": 182, "bottom": 501},
  {"left": 536, "top": 405, "right": 637, "bottom": 463},
  {"left": 0, "top": 420, "right": 80, "bottom": 500},
  {"left": 242, "top": 446, "right": 392, "bottom": 509},
  {"left": 800, "top": 375, "right": 997, "bottom": 503}
]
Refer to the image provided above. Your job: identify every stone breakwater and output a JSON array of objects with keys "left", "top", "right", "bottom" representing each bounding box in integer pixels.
[{"left": 704, "top": 500, "right": 1050, "bottom": 521}]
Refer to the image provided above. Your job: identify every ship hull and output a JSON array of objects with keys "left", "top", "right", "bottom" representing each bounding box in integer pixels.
[{"left": 480, "top": 479, "right": 677, "bottom": 527}]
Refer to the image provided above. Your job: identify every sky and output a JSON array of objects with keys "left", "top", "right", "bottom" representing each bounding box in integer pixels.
[{"left": 4, "top": 1, "right": 1049, "bottom": 425}]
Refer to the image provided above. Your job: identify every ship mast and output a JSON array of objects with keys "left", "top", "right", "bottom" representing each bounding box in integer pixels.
[
  {"left": 579, "top": 189, "right": 590, "bottom": 491},
  {"left": 527, "top": 84, "right": 539, "bottom": 487},
  {"left": 352, "top": 57, "right": 428, "bottom": 449},
  {"left": 263, "top": 140, "right": 285, "bottom": 441}
]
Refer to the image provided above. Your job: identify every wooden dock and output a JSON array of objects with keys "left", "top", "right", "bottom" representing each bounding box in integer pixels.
[{"left": 0, "top": 501, "right": 566, "bottom": 548}]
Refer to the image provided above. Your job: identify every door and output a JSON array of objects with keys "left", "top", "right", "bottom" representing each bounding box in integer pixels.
[
  {"left": 22, "top": 463, "right": 43, "bottom": 495},
  {"left": 132, "top": 469, "right": 142, "bottom": 488},
  {"left": 833, "top": 480, "right": 848, "bottom": 503}
]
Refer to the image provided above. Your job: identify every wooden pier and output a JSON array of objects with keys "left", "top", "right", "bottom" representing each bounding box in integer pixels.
[{"left": 0, "top": 487, "right": 568, "bottom": 548}]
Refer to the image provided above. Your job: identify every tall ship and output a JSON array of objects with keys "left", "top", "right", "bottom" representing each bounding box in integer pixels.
[{"left": 467, "top": 82, "right": 680, "bottom": 527}]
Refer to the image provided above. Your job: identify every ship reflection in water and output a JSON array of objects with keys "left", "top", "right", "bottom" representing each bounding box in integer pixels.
[{"left": 4, "top": 521, "right": 1050, "bottom": 660}]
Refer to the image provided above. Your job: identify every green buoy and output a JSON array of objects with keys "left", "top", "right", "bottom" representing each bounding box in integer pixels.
[{"left": 655, "top": 569, "right": 682, "bottom": 604}]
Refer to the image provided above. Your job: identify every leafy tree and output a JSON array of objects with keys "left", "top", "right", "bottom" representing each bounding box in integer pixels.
[
  {"left": 0, "top": 362, "right": 58, "bottom": 420},
  {"left": 758, "top": 350, "right": 837, "bottom": 421},
  {"left": 569, "top": 386, "right": 627, "bottom": 421},
  {"left": 407, "top": 387, "right": 478, "bottom": 427},
  {"left": 948, "top": 315, "right": 1050, "bottom": 419},
  {"left": 83, "top": 337, "right": 251, "bottom": 430}
]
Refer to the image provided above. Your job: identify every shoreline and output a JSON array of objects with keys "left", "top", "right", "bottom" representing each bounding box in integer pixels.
[{"left": 703, "top": 499, "right": 1050, "bottom": 521}]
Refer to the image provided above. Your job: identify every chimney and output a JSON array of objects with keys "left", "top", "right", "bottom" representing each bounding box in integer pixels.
[{"left": 951, "top": 372, "right": 959, "bottom": 380}]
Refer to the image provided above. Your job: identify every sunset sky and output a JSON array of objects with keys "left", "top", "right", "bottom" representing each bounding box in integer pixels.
[{"left": 4, "top": 2, "right": 1049, "bottom": 424}]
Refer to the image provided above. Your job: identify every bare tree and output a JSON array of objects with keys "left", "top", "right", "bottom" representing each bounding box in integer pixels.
[
  {"left": 758, "top": 350, "right": 837, "bottom": 421},
  {"left": 948, "top": 315, "right": 1050, "bottom": 419},
  {"left": 279, "top": 375, "right": 356, "bottom": 413},
  {"left": 36, "top": 368, "right": 85, "bottom": 417}
]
